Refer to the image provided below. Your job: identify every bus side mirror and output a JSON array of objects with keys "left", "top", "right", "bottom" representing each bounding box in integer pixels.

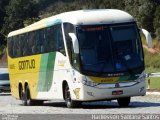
[
  {"left": 141, "top": 29, "right": 152, "bottom": 48},
  {"left": 68, "top": 33, "right": 79, "bottom": 54}
]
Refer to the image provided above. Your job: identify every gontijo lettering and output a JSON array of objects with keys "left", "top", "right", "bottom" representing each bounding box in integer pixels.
[{"left": 19, "top": 59, "right": 35, "bottom": 70}]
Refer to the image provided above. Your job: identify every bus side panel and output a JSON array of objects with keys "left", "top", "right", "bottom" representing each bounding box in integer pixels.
[
  {"left": 37, "top": 52, "right": 56, "bottom": 92},
  {"left": 8, "top": 51, "right": 71, "bottom": 100},
  {"left": 8, "top": 55, "right": 41, "bottom": 99},
  {"left": 36, "top": 52, "right": 72, "bottom": 100}
]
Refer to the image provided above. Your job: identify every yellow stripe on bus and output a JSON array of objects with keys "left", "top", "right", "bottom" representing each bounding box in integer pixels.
[{"left": 88, "top": 76, "right": 119, "bottom": 84}]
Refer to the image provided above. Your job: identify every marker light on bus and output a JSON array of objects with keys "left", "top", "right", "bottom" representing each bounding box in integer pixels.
[
  {"left": 137, "top": 76, "right": 145, "bottom": 83},
  {"left": 81, "top": 76, "right": 99, "bottom": 87},
  {"left": 136, "top": 72, "right": 145, "bottom": 83}
]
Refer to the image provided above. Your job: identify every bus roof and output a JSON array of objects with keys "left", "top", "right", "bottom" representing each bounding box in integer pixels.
[{"left": 8, "top": 9, "right": 134, "bottom": 37}]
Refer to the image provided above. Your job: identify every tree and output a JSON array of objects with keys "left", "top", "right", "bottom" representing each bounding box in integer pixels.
[
  {"left": 1, "top": 0, "right": 39, "bottom": 36},
  {"left": 125, "top": 0, "right": 142, "bottom": 28},
  {"left": 0, "top": 0, "right": 10, "bottom": 45},
  {"left": 125, "top": 0, "right": 156, "bottom": 34},
  {"left": 138, "top": 0, "right": 156, "bottom": 34},
  {"left": 153, "top": 5, "right": 160, "bottom": 41},
  {"left": 0, "top": 0, "right": 10, "bottom": 29}
]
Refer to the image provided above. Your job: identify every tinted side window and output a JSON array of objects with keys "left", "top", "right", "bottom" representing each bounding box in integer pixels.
[
  {"left": 17, "top": 35, "right": 23, "bottom": 57},
  {"left": 8, "top": 37, "right": 13, "bottom": 58},
  {"left": 16, "top": 37, "right": 21, "bottom": 57},
  {"left": 46, "top": 27, "right": 56, "bottom": 52},
  {"left": 44, "top": 28, "right": 51, "bottom": 53},
  {"left": 35, "top": 30, "right": 44, "bottom": 54},
  {"left": 13, "top": 36, "right": 18, "bottom": 57},
  {"left": 8, "top": 24, "right": 66, "bottom": 58},
  {"left": 28, "top": 32, "right": 36, "bottom": 55},
  {"left": 53, "top": 24, "right": 65, "bottom": 55},
  {"left": 23, "top": 33, "right": 30, "bottom": 56}
]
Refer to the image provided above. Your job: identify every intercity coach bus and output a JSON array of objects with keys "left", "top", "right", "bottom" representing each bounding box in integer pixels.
[{"left": 7, "top": 9, "right": 152, "bottom": 108}]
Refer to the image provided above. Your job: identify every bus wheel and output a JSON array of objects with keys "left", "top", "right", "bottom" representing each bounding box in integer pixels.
[
  {"left": 25, "top": 86, "right": 43, "bottom": 106},
  {"left": 64, "top": 84, "right": 81, "bottom": 108},
  {"left": 20, "top": 88, "right": 27, "bottom": 106},
  {"left": 25, "top": 86, "right": 37, "bottom": 106},
  {"left": 117, "top": 97, "right": 131, "bottom": 107}
]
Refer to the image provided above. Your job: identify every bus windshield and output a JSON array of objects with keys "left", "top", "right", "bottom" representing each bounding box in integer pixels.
[{"left": 76, "top": 23, "right": 144, "bottom": 75}]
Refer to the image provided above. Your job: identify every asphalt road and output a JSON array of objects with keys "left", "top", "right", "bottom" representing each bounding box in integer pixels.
[{"left": 0, "top": 93, "right": 160, "bottom": 120}]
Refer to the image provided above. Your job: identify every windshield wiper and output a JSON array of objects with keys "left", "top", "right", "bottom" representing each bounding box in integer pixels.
[{"left": 96, "top": 60, "right": 109, "bottom": 76}]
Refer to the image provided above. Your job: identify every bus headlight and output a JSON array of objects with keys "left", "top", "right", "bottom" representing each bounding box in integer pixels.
[
  {"left": 135, "top": 72, "right": 145, "bottom": 83},
  {"left": 81, "top": 76, "right": 99, "bottom": 87},
  {"left": 137, "top": 76, "right": 145, "bottom": 83}
]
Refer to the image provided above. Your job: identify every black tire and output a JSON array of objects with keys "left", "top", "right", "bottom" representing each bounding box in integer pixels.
[
  {"left": 25, "top": 86, "right": 34, "bottom": 106},
  {"left": 64, "top": 84, "right": 81, "bottom": 108},
  {"left": 26, "top": 86, "right": 44, "bottom": 106},
  {"left": 22, "top": 86, "right": 34, "bottom": 106},
  {"left": 117, "top": 97, "right": 131, "bottom": 107},
  {"left": 20, "top": 86, "right": 43, "bottom": 106},
  {"left": 20, "top": 87, "right": 27, "bottom": 106}
]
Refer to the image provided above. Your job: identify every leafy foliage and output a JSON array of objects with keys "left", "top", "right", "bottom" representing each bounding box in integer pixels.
[
  {"left": 0, "top": 0, "right": 10, "bottom": 45},
  {"left": 1, "top": 0, "right": 39, "bottom": 35},
  {"left": 153, "top": 6, "right": 160, "bottom": 41}
]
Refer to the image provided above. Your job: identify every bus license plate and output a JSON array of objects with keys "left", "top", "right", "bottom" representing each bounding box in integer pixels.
[{"left": 112, "top": 90, "right": 123, "bottom": 95}]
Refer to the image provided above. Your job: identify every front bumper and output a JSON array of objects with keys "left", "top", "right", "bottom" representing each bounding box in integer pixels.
[{"left": 71, "top": 81, "right": 146, "bottom": 101}]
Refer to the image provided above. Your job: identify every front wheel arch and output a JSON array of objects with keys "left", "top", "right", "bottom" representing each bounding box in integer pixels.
[{"left": 63, "top": 81, "right": 81, "bottom": 108}]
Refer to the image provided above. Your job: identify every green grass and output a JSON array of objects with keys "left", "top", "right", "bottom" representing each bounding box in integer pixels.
[
  {"left": 145, "top": 67, "right": 160, "bottom": 73},
  {"left": 144, "top": 47, "right": 160, "bottom": 91},
  {"left": 144, "top": 48, "right": 160, "bottom": 71},
  {"left": 146, "top": 77, "right": 160, "bottom": 91},
  {"left": 143, "top": 36, "right": 160, "bottom": 91}
]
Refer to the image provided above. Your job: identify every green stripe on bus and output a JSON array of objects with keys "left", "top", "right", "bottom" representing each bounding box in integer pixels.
[
  {"left": 37, "top": 52, "right": 56, "bottom": 92},
  {"left": 46, "top": 19, "right": 62, "bottom": 27},
  {"left": 119, "top": 75, "right": 139, "bottom": 82}
]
